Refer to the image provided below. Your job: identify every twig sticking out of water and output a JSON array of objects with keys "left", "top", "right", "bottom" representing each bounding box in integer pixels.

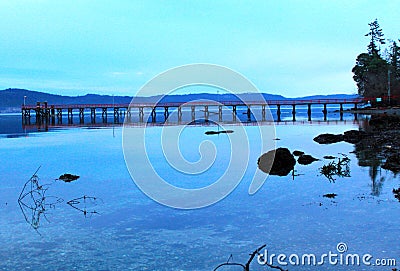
[
  {"left": 18, "top": 166, "right": 63, "bottom": 233},
  {"left": 213, "top": 245, "right": 288, "bottom": 271}
]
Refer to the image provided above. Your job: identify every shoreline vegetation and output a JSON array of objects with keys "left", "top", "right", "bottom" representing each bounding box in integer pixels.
[{"left": 352, "top": 19, "right": 400, "bottom": 106}]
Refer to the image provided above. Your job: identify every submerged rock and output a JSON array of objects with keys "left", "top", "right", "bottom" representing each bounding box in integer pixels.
[
  {"left": 205, "top": 130, "right": 234, "bottom": 135},
  {"left": 293, "top": 150, "right": 305, "bottom": 156},
  {"left": 313, "top": 133, "right": 344, "bottom": 144},
  {"left": 314, "top": 130, "right": 368, "bottom": 145},
  {"left": 298, "top": 154, "right": 319, "bottom": 165},
  {"left": 258, "top": 147, "right": 296, "bottom": 176},
  {"left": 59, "top": 173, "right": 80, "bottom": 183},
  {"left": 205, "top": 131, "right": 219, "bottom": 135},
  {"left": 323, "top": 193, "right": 337, "bottom": 199}
]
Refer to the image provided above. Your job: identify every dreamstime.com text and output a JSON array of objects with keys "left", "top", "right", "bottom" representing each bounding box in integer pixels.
[{"left": 257, "top": 243, "right": 397, "bottom": 268}]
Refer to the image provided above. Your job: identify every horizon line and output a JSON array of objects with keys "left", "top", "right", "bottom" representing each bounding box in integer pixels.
[{"left": 1, "top": 88, "right": 359, "bottom": 99}]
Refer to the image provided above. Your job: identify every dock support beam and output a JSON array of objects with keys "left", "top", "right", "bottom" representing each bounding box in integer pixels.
[
  {"left": 204, "top": 105, "right": 209, "bottom": 121},
  {"left": 164, "top": 106, "right": 169, "bottom": 121},
  {"left": 102, "top": 108, "right": 107, "bottom": 121},
  {"left": 114, "top": 107, "right": 120, "bottom": 117},
  {"left": 232, "top": 106, "right": 236, "bottom": 121},
  {"left": 354, "top": 103, "right": 358, "bottom": 120},
  {"left": 139, "top": 107, "right": 144, "bottom": 122},
  {"left": 191, "top": 106, "right": 195, "bottom": 121},
  {"left": 91, "top": 108, "right": 96, "bottom": 123},
  {"left": 79, "top": 108, "right": 84, "bottom": 123},
  {"left": 323, "top": 104, "right": 327, "bottom": 121},
  {"left": 247, "top": 106, "right": 251, "bottom": 121},
  {"left": 307, "top": 104, "right": 312, "bottom": 121},
  {"left": 67, "top": 108, "right": 73, "bottom": 124},
  {"left": 339, "top": 103, "right": 343, "bottom": 121},
  {"left": 57, "top": 109, "right": 62, "bottom": 124},
  {"left": 277, "top": 105, "right": 281, "bottom": 122},
  {"left": 151, "top": 108, "right": 156, "bottom": 122},
  {"left": 262, "top": 105, "right": 266, "bottom": 121},
  {"left": 178, "top": 107, "right": 182, "bottom": 122},
  {"left": 292, "top": 105, "right": 296, "bottom": 121},
  {"left": 218, "top": 106, "right": 223, "bottom": 122},
  {"left": 51, "top": 107, "right": 55, "bottom": 124}
]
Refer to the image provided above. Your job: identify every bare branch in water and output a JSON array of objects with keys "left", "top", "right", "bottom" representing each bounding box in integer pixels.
[
  {"left": 213, "top": 245, "right": 288, "bottom": 271},
  {"left": 18, "top": 166, "right": 63, "bottom": 234}
]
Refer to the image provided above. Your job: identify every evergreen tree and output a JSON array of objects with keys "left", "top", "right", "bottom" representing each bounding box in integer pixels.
[
  {"left": 353, "top": 19, "right": 389, "bottom": 100},
  {"left": 352, "top": 53, "right": 371, "bottom": 96},
  {"left": 352, "top": 53, "right": 388, "bottom": 98},
  {"left": 388, "top": 40, "right": 400, "bottom": 96},
  {"left": 389, "top": 41, "right": 400, "bottom": 78},
  {"left": 365, "top": 19, "right": 386, "bottom": 55}
]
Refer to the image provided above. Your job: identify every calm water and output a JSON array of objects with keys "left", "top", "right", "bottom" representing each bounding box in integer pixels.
[{"left": 0, "top": 111, "right": 399, "bottom": 271}]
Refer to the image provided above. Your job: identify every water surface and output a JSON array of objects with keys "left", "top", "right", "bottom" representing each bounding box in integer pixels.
[{"left": 0, "top": 114, "right": 399, "bottom": 270}]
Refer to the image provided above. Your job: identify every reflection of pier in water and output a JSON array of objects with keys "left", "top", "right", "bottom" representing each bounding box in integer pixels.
[
  {"left": 22, "top": 119, "right": 361, "bottom": 132},
  {"left": 21, "top": 98, "right": 364, "bottom": 128}
]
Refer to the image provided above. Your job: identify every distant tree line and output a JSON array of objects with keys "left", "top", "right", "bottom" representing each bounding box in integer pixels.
[{"left": 352, "top": 19, "right": 400, "bottom": 104}]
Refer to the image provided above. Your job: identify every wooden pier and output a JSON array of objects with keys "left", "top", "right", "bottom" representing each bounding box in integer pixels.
[{"left": 21, "top": 98, "right": 366, "bottom": 126}]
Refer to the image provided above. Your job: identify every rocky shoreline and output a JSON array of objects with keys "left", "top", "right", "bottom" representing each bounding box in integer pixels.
[
  {"left": 257, "top": 114, "right": 400, "bottom": 176},
  {"left": 314, "top": 114, "right": 400, "bottom": 173}
]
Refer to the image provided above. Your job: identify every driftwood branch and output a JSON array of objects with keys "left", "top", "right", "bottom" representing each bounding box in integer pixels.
[
  {"left": 18, "top": 166, "right": 63, "bottom": 233},
  {"left": 213, "top": 245, "right": 288, "bottom": 271}
]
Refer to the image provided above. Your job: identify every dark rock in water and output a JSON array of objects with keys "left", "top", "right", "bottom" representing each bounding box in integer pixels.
[
  {"left": 314, "top": 130, "right": 368, "bottom": 145},
  {"left": 258, "top": 147, "right": 296, "bottom": 176},
  {"left": 298, "top": 154, "right": 319, "bottom": 165},
  {"left": 381, "top": 154, "right": 400, "bottom": 173},
  {"left": 323, "top": 193, "right": 337, "bottom": 199},
  {"left": 323, "top": 155, "right": 336, "bottom": 159},
  {"left": 393, "top": 188, "right": 400, "bottom": 202},
  {"left": 343, "top": 130, "right": 366, "bottom": 144},
  {"left": 59, "top": 173, "right": 80, "bottom": 183},
  {"left": 205, "top": 130, "right": 234, "bottom": 135},
  {"left": 313, "top": 133, "right": 343, "bottom": 144},
  {"left": 293, "top": 150, "right": 304, "bottom": 156}
]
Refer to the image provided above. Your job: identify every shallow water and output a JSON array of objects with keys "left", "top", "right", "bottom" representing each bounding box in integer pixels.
[{"left": 0, "top": 114, "right": 399, "bottom": 270}]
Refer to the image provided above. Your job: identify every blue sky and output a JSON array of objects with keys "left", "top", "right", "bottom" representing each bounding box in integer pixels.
[{"left": 0, "top": 0, "right": 399, "bottom": 97}]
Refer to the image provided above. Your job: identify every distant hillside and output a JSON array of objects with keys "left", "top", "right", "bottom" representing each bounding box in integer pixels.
[
  {"left": 0, "top": 88, "right": 132, "bottom": 109},
  {"left": 294, "top": 94, "right": 359, "bottom": 100},
  {"left": 0, "top": 88, "right": 359, "bottom": 112}
]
